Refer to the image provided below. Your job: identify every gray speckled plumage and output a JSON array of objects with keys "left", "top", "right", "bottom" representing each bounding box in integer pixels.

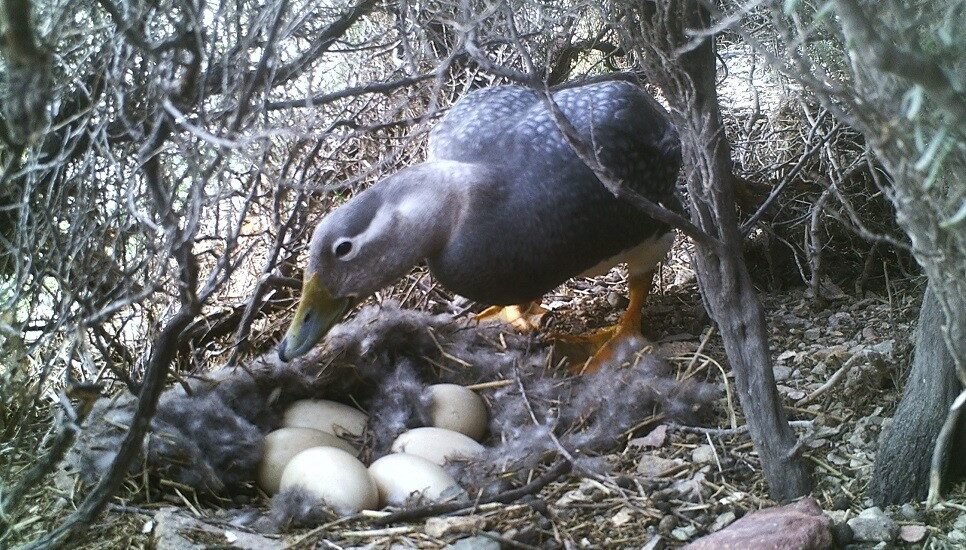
[
  {"left": 425, "top": 79, "right": 681, "bottom": 304},
  {"left": 301, "top": 79, "right": 681, "bottom": 309}
]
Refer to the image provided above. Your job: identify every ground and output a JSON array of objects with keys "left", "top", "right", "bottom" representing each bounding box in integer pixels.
[{"left": 7, "top": 260, "right": 966, "bottom": 549}]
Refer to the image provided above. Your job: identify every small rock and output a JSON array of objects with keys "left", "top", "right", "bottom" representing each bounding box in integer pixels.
[
  {"left": 831, "top": 494, "right": 851, "bottom": 511},
  {"left": 152, "top": 508, "right": 284, "bottom": 550},
  {"left": 640, "top": 536, "right": 665, "bottom": 550},
  {"left": 804, "top": 327, "right": 821, "bottom": 341},
  {"left": 607, "top": 292, "right": 628, "bottom": 308},
  {"left": 871, "top": 339, "right": 894, "bottom": 359},
  {"left": 673, "top": 472, "right": 707, "bottom": 502},
  {"left": 710, "top": 511, "right": 736, "bottom": 532},
  {"left": 442, "top": 535, "right": 500, "bottom": 550},
  {"left": 899, "top": 524, "right": 927, "bottom": 543},
  {"left": 611, "top": 507, "right": 636, "bottom": 527},
  {"left": 682, "top": 498, "right": 832, "bottom": 550},
  {"left": 554, "top": 489, "right": 589, "bottom": 507},
  {"left": 898, "top": 503, "right": 921, "bottom": 521},
  {"left": 847, "top": 507, "right": 899, "bottom": 542},
  {"left": 425, "top": 515, "right": 486, "bottom": 538},
  {"left": 773, "top": 365, "right": 793, "bottom": 381},
  {"left": 658, "top": 515, "right": 678, "bottom": 535},
  {"left": 630, "top": 425, "right": 668, "bottom": 449},
  {"left": 954, "top": 513, "right": 966, "bottom": 531},
  {"left": 828, "top": 312, "right": 853, "bottom": 328},
  {"left": 671, "top": 525, "right": 697, "bottom": 542},
  {"left": 637, "top": 455, "right": 682, "bottom": 477},
  {"left": 690, "top": 445, "right": 716, "bottom": 464},
  {"left": 831, "top": 522, "right": 853, "bottom": 545}
]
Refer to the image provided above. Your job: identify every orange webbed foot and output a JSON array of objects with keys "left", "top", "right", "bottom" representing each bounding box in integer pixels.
[
  {"left": 553, "top": 326, "right": 652, "bottom": 375},
  {"left": 474, "top": 301, "right": 549, "bottom": 332}
]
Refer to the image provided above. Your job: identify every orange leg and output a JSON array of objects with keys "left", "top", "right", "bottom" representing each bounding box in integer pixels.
[
  {"left": 553, "top": 272, "right": 654, "bottom": 374},
  {"left": 475, "top": 300, "right": 549, "bottom": 332}
]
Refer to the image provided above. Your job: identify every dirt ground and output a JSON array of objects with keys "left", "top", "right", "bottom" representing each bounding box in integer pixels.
[{"left": 8, "top": 258, "right": 966, "bottom": 550}]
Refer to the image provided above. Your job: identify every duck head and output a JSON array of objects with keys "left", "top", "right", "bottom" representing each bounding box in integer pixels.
[{"left": 278, "top": 163, "right": 468, "bottom": 361}]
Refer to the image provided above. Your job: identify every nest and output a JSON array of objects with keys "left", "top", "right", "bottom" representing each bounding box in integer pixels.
[{"left": 66, "top": 302, "right": 718, "bottom": 530}]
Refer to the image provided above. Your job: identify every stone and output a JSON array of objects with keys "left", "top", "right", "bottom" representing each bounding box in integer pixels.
[
  {"left": 847, "top": 507, "right": 898, "bottom": 542},
  {"left": 773, "top": 365, "right": 793, "bottom": 381},
  {"left": 629, "top": 425, "right": 668, "bottom": 449},
  {"left": 442, "top": 535, "right": 500, "bottom": 550},
  {"left": 830, "top": 522, "right": 853, "bottom": 545},
  {"left": 611, "top": 507, "right": 636, "bottom": 527},
  {"left": 425, "top": 515, "right": 486, "bottom": 538},
  {"left": 151, "top": 508, "right": 284, "bottom": 550},
  {"left": 898, "top": 503, "right": 921, "bottom": 521},
  {"left": 658, "top": 515, "right": 678, "bottom": 536},
  {"left": 637, "top": 455, "right": 682, "bottom": 477},
  {"left": 673, "top": 472, "right": 707, "bottom": 501},
  {"left": 899, "top": 524, "right": 927, "bottom": 543},
  {"left": 683, "top": 498, "right": 832, "bottom": 550},
  {"left": 671, "top": 525, "right": 697, "bottom": 542},
  {"left": 870, "top": 339, "right": 894, "bottom": 359},
  {"left": 828, "top": 312, "right": 853, "bottom": 328},
  {"left": 804, "top": 327, "right": 821, "bottom": 341},
  {"left": 690, "top": 445, "right": 716, "bottom": 464},
  {"left": 709, "top": 511, "right": 736, "bottom": 532},
  {"left": 830, "top": 493, "right": 851, "bottom": 511},
  {"left": 640, "top": 536, "right": 665, "bottom": 550}
]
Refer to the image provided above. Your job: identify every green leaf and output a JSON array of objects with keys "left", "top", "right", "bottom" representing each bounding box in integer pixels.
[
  {"left": 783, "top": 0, "right": 801, "bottom": 15},
  {"left": 815, "top": 1, "right": 834, "bottom": 20},
  {"left": 902, "top": 86, "right": 924, "bottom": 120},
  {"left": 940, "top": 199, "right": 966, "bottom": 228},
  {"left": 915, "top": 125, "right": 949, "bottom": 173}
]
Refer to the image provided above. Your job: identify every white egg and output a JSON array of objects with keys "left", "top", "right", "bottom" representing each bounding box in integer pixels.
[
  {"left": 391, "top": 427, "right": 485, "bottom": 465},
  {"left": 282, "top": 399, "right": 368, "bottom": 438},
  {"left": 368, "top": 453, "right": 462, "bottom": 506},
  {"left": 279, "top": 447, "right": 378, "bottom": 515},
  {"left": 257, "top": 427, "right": 358, "bottom": 494},
  {"left": 424, "top": 384, "right": 489, "bottom": 440}
]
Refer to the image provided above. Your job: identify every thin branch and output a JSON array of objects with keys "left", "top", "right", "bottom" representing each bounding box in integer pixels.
[
  {"left": 370, "top": 459, "right": 572, "bottom": 526},
  {"left": 265, "top": 73, "right": 438, "bottom": 111},
  {"left": 537, "top": 87, "right": 724, "bottom": 251}
]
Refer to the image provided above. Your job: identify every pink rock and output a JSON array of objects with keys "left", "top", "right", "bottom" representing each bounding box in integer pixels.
[
  {"left": 899, "top": 524, "right": 927, "bottom": 543},
  {"left": 683, "top": 498, "right": 833, "bottom": 550}
]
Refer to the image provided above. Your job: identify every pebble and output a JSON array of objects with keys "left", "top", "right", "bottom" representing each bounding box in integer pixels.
[
  {"left": 899, "top": 503, "right": 921, "bottom": 521},
  {"left": 424, "top": 516, "right": 486, "bottom": 538},
  {"left": 658, "top": 515, "right": 678, "bottom": 535},
  {"left": 637, "top": 455, "right": 682, "bottom": 477},
  {"left": 442, "top": 535, "right": 500, "bottom": 550},
  {"left": 830, "top": 493, "right": 851, "bottom": 510},
  {"left": 830, "top": 521, "right": 854, "bottom": 545},
  {"left": 670, "top": 524, "right": 696, "bottom": 542},
  {"left": 899, "top": 524, "right": 927, "bottom": 543},
  {"left": 773, "top": 365, "right": 793, "bottom": 381},
  {"left": 690, "top": 444, "right": 716, "bottom": 464},
  {"left": 847, "top": 507, "right": 898, "bottom": 542},
  {"left": 710, "top": 511, "right": 736, "bottom": 532}
]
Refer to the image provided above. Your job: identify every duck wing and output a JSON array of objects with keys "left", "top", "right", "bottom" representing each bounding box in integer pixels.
[{"left": 428, "top": 80, "right": 680, "bottom": 202}]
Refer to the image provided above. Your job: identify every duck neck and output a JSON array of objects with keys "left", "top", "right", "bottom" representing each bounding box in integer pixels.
[{"left": 382, "top": 160, "right": 480, "bottom": 257}]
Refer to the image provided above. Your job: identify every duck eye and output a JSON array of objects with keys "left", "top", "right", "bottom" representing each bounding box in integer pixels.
[{"left": 334, "top": 239, "right": 353, "bottom": 258}]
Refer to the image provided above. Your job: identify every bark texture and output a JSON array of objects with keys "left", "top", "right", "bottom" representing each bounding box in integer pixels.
[
  {"left": 870, "top": 284, "right": 966, "bottom": 504},
  {"left": 619, "top": 1, "right": 812, "bottom": 501}
]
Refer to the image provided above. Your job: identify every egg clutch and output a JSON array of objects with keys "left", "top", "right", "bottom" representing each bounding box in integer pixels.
[{"left": 259, "top": 384, "right": 488, "bottom": 513}]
